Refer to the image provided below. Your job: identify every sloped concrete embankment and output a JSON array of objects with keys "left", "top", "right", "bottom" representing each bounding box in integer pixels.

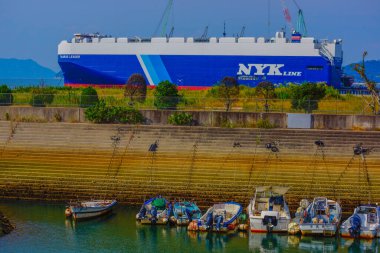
[{"left": 0, "top": 121, "right": 379, "bottom": 216}]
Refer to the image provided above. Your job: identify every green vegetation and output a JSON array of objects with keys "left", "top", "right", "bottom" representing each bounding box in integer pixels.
[
  {"left": 85, "top": 100, "right": 144, "bottom": 124},
  {"left": 0, "top": 85, "right": 13, "bottom": 106},
  {"left": 168, "top": 112, "right": 194, "bottom": 126},
  {"left": 29, "top": 88, "right": 55, "bottom": 107},
  {"left": 154, "top": 81, "right": 181, "bottom": 109},
  {"left": 80, "top": 86, "right": 99, "bottom": 108},
  {"left": 0, "top": 83, "right": 375, "bottom": 115},
  {"left": 124, "top": 73, "right": 147, "bottom": 104},
  {"left": 208, "top": 77, "right": 240, "bottom": 112},
  {"left": 290, "top": 82, "right": 326, "bottom": 113},
  {"left": 256, "top": 118, "right": 276, "bottom": 129},
  {"left": 256, "top": 81, "right": 276, "bottom": 112}
]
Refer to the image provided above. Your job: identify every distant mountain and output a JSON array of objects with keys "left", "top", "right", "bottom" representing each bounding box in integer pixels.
[
  {"left": 0, "top": 58, "right": 56, "bottom": 79},
  {"left": 343, "top": 60, "right": 380, "bottom": 83}
]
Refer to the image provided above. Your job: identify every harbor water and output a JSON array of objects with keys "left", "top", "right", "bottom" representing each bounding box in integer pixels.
[{"left": 0, "top": 200, "right": 379, "bottom": 252}]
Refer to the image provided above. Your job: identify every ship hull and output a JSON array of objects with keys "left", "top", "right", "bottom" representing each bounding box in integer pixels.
[{"left": 58, "top": 54, "right": 336, "bottom": 88}]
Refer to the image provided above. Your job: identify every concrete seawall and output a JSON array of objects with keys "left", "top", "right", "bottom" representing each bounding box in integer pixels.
[
  {"left": 0, "top": 121, "right": 379, "bottom": 215},
  {"left": 0, "top": 106, "right": 379, "bottom": 130}
]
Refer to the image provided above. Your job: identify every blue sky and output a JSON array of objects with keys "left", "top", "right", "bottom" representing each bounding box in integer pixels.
[{"left": 0, "top": 0, "right": 379, "bottom": 71}]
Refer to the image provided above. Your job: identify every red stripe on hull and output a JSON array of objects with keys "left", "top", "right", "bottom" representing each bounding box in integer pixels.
[
  {"left": 65, "top": 84, "right": 211, "bottom": 90},
  {"left": 341, "top": 233, "right": 376, "bottom": 240},
  {"left": 250, "top": 229, "right": 287, "bottom": 233}
]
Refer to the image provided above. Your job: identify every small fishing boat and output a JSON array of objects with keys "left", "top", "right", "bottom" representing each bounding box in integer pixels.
[
  {"left": 298, "top": 197, "right": 342, "bottom": 237},
  {"left": 136, "top": 196, "right": 169, "bottom": 225},
  {"left": 171, "top": 201, "right": 202, "bottom": 226},
  {"left": 195, "top": 202, "right": 242, "bottom": 232},
  {"left": 248, "top": 186, "right": 291, "bottom": 233},
  {"left": 65, "top": 199, "right": 117, "bottom": 220},
  {"left": 340, "top": 204, "right": 380, "bottom": 239}
]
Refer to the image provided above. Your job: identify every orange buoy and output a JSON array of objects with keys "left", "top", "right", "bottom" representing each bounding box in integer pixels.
[{"left": 187, "top": 220, "right": 198, "bottom": 231}]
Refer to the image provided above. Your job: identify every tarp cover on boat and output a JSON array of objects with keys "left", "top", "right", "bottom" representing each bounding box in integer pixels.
[
  {"left": 256, "top": 186, "right": 289, "bottom": 195},
  {"left": 152, "top": 198, "right": 166, "bottom": 210}
]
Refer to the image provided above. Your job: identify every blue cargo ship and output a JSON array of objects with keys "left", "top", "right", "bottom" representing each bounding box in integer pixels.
[{"left": 58, "top": 31, "right": 343, "bottom": 88}]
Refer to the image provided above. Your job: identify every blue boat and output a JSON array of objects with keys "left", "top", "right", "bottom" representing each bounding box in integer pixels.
[
  {"left": 196, "top": 202, "right": 243, "bottom": 232},
  {"left": 136, "top": 196, "right": 169, "bottom": 225},
  {"left": 170, "top": 201, "right": 202, "bottom": 226},
  {"left": 66, "top": 200, "right": 117, "bottom": 220}
]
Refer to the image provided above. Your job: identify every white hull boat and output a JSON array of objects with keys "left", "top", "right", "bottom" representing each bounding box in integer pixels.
[
  {"left": 248, "top": 186, "right": 291, "bottom": 233},
  {"left": 67, "top": 200, "right": 117, "bottom": 220},
  {"left": 340, "top": 204, "right": 380, "bottom": 239},
  {"left": 299, "top": 197, "right": 341, "bottom": 237}
]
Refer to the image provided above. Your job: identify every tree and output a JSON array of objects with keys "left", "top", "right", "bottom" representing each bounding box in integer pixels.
[
  {"left": 124, "top": 73, "right": 147, "bottom": 104},
  {"left": 256, "top": 81, "right": 276, "bottom": 112},
  {"left": 215, "top": 76, "right": 240, "bottom": 112},
  {"left": 290, "top": 82, "right": 326, "bottom": 113},
  {"left": 80, "top": 86, "right": 99, "bottom": 108},
  {"left": 354, "top": 51, "right": 379, "bottom": 114},
  {"left": 0, "top": 85, "right": 13, "bottom": 106},
  {"left": 154, "top": 81, "right": 181, "bottom": 109}
]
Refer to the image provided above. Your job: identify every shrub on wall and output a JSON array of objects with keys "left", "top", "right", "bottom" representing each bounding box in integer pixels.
[
  {"left": 0, "top": 85, "right": 13, "bottom": 106},
  {"left": 85, "top": 100, "right": 144, "bottom": 124},
  {"left": 29, "top": 88, "right": 55, "bottom": 107},
  {"left": 80, "top": 86, "right": 99, "bottom": 108},
  {"left": 256, "top": 118, "right": 276, "bottom": 129},
  {"left": 168, "top": 112, "right": 194, "bottom": 126}
]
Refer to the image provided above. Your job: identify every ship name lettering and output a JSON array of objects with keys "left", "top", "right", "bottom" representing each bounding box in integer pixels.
[
  {"left": 283, "top": 71, "right": 302, "bottom": 77},
  {"left": 237, "top": 64, "right": 285, "bottom": 76}
]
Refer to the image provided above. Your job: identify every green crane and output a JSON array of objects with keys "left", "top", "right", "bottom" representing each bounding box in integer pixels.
[
  {"left": 153, "top": 0, "right": 174, "bottom": 37},
  {"left": 292, "top": 0, "right": 307, "bottom": 36}
]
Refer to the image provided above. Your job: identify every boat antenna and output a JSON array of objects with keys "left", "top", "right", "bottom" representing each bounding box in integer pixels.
[{"left": 223, "top": 21, "right": 227, "bottom": 37}]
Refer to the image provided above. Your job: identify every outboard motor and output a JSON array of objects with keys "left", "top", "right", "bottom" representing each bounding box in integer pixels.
[
  {"left": 205, "top": 212, "right": 213, "bottom": 230},
  {"left": 138, "top": 206, "right": 147, "bottom": 220},
  {"left": 151, "top": 206, "right": 158, "bottom": 224},
  {"left": 349, "top": 214, "right": 361, "bottom": 238},
  {"left": 185, "top": 208, "right": 192, "bottom": 222},
  {"left": 214, "top": 215, "right": 224, "bottom": 231},
  {"left": 263, "top": 215, "right": 278, "bottom": 232},
  {"left": 167, "top": 202, "right": 173, "bottom": 217}
]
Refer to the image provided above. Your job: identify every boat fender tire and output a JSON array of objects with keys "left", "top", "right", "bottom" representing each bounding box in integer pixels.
[{"left": 65, "top": 208, "right": 72, "bottom": 217}]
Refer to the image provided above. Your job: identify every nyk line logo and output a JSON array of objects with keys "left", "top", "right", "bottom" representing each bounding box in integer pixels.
[{"left": 237, "top": 64, "right": 302, "bottom": 77}]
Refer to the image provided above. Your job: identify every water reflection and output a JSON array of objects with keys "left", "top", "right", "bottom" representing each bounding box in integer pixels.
[
  {"left": 298, "top": 237, "right": 338, "bottom": 252},
  {"left": 2, "top": 201, "right": 380, "bottom": 253},
  {"left": 341, "top": 238, "right": 379, "bottom": 253},
  {"left": 249, "top": 233, "right": 289, "bottom": 252},
  {"left": 248, "top": 233, "right": 380, "bottom": 253}
]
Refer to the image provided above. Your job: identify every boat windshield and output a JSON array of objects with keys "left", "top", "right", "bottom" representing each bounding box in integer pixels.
[{"left": 357, "top": 206, "right": 376, "bottom": 214}]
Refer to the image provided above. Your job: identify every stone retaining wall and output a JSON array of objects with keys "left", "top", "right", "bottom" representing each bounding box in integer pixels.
[{"left": 0, "top": 106, "right": 379, "bottom": 130}]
